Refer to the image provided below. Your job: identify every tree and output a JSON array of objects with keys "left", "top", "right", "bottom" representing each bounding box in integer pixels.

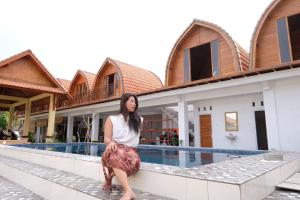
[{"left": 0, "top": 111, "right": 9, "bottom": 130}]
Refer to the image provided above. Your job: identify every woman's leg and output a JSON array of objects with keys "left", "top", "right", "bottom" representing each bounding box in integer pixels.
[{"left": 112, "top": 168, "right": 135, "bottom": 200}]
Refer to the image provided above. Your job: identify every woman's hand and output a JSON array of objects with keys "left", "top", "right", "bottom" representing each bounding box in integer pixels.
[{"left": 106, "top": 140, "right": 117, "bottom": 152}]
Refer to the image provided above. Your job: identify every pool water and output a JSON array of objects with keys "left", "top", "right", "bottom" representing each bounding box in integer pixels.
[{"left": 11, "top": 143, "right": 264, "bottom": 168}]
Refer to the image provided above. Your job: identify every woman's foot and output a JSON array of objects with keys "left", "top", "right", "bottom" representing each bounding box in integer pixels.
[
  {"left": 102, "top": 180, "right": 112, "bottom": 191},
  {"left": 120, "top": 189, "right": 136, "bottom": 200}
]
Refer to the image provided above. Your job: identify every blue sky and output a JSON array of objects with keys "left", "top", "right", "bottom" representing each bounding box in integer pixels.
[{"left": 0, "top": 0, "right": 273, "bottom": 83}]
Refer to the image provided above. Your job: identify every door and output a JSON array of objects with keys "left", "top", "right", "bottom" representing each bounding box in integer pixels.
[
  {"left": 255, "top": 111, "right": 268, "bottom": 150},
  {"left": 199, "top": 115, "right": 212, "bottom": 147}
]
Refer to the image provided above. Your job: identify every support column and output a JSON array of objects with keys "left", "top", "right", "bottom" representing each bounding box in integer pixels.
[
  {"left": 36, "top": 127, "right": 41, "bottom": 143},
  {"left": 91, "top": 113, "right": 99, "bottom": 142},
  {"left": 67, "top": 115, "right": 74, "bottom": 143},
  {"left": 178, "top": 97, "right": 189, "bottom": 147},
  {"left": 193, "top": 104, "right": 200, "bottom": 147},
  {"left": 8, "top": 106, "right": 15, "bottom": 130},
  {"left": 46, "top": 94, "right": 56, "bottom": 139},
  {"left": 23, "top": 101, "right": 31, "bottom": 137},
  {"left": 262, "top": 81, "right": 281, "bottom": 150}
]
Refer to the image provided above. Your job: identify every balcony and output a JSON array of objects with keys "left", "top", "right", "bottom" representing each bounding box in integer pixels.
[{"left": 56, "top": 83, "right": 121, "bottom": 110}]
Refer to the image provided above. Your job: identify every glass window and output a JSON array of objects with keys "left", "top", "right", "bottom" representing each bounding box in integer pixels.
[
  {"left": 183, "top": 48, "right": 190, "bottom": 82},
  {"left": 211, "top": 40, "right": 220, "bottom": 76},
  {"left": 277, "top": 18, "right": 292, "bottom": 63}
]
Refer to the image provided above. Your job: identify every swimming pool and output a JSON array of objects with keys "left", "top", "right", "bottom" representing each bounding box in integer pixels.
[{"left": 11, "top": 143, "right": 264, "bottom": 168}]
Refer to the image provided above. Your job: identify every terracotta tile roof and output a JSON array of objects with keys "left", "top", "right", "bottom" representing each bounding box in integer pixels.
[
  {"left": 0, "top": 76, "right": 65, "bottom": 94},
  {"left": 69, "top": 70, "right": 96, "bottom": 92},
  {"left": 79, "top": 70, "right": 96, "bottom": 91},
  {"left": 110, "top": 58, "right": 163, "bottom": 94},
  {"left": 235, "top": 42, "right": 250, "bottom": 71},
  {"left": 166, "top": 19, "right": 250, "bottom": 84},
  {"left": 57, "top": 78, "right": 71, "bottom": 91},
  {"left": 0, "top": 50, "right": 67, "bottom": 95}
]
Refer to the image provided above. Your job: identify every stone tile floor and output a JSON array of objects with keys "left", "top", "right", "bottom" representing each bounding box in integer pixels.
[
  {"left": 142, "top": 152, "right": 300, "bottom": 184},
  {"left": 264, "top": 190, "right": 300, "bottom": 199},
  {"left": 0, "top": 176, "right": 44, "bottom": 200},
  {"left": 5, "top": 145, "right": 300, "bottom": 185},
  {"left": 0, "top": 155, "right": 173, "bottom": 200}
]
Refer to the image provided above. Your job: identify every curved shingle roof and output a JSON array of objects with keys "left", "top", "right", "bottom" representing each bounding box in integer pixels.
[
  {"left": 57, "top": 78, "right": 71, "bottom": 91},
  {"left": 93, "top": 58, "right": 162, "bottom": 94},
  {"left": 165, "top": 19, "right": 249, "bottom": 85},
  {"left": 69, "top": 70, "right": 96, "bottom": 92},
  {"left": 249, "top": 0, "right": 281, "bottom": 69}
]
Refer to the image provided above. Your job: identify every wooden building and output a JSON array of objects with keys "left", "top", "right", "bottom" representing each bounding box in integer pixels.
[
  {"left": 165, "top": 20, "right": 249, "bottom": 86},
  {"left": 0, "top": 50, "right": 68, "bottom": 137},
  {"left": 93, "top": 57, "right": 162, "bottom": 99},
  {"left": 66, "top": 70, "right": 96, "bottom": 106},
  {"left": 250, "top": 0, "right": 300, "bottom": 69}
]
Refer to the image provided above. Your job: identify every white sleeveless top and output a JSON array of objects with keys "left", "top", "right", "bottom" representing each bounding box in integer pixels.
[{"left": 109, "top": 114, "right": 142, "bottom": 148}]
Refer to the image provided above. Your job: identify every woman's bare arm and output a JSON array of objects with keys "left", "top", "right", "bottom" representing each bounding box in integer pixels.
[{"left": 104, "top": 117, "right": 117, "bottom": 151}]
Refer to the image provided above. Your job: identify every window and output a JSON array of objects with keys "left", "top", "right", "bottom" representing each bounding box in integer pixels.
[
  {"left": 186, "top": 40, "right": 220, "bottom": 82},
  {"left": 225, "top": 112, "right": 239, "bottom": 131},
  {"left": 277, "top": 17, "right": 291, "bottom": 63},
  {"left": 190, "top": 42, "right": 212, "bottom": 81},
  {"left": 277, "top": 13, "right": 300, "bottom": 63},
  {"left": 104, "top": 73, "right": 120, "bottom": 97},
  {"left": 77, "top": 83, "right": 87, "bottom": 96},
  {"left": 288, "top": 13, "right": 300, "bottom": 61},
  {"left": 211, "top": 40, "right": 220, "bottom": 76}
]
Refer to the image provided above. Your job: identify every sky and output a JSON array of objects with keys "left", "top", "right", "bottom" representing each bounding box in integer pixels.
[{"left": 0, "top": 0, "right": 273, "bottom": 83}]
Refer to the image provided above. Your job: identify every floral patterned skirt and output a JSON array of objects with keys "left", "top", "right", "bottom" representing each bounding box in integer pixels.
[{"left": 101, "top": 143, "right": 140, "bottom": 190}]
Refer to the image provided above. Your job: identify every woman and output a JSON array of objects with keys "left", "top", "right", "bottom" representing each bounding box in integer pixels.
[{"left": 102, "top": 93, "right": 142, "bottom": 200}]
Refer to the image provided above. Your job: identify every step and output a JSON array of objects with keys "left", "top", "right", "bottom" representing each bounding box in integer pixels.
[
  {"left": 0, "top": 155, "right": 173, "bottom": 200},
  {"left": 263, "top": 189, "right": 300, "bottom": 199},
  {"left": 0, "top": 175, "right": 44, "bottom": 200},
  {"left": 277, "top": 173, "right": 300, "bottom": 192}
]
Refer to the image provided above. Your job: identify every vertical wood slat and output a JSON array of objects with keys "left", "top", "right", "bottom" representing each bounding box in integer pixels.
[
  {"left": 200, "top": 114, "right": 213, "bottom": 147},
  {"left": 211, "top": 39, "right": 220, "bottom": 76},
  {"left": 104, "top": 75, "right": 108, "bottom": 98},
  {"left": 277, "top": 17, "right": 292, "bottom": 63},
  {"left": 183, "top": 48, "right": 190, "bottom": 82}
]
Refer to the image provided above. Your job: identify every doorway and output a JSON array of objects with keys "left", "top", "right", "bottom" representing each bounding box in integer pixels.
[
  {"left": 199, "top": 114, "right": 213, "bottom": 147},
  {"left": 255, "top": 111, "right": 268, "bottom": 150}
]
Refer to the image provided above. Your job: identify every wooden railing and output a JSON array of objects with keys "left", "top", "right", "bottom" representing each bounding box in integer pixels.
[
  {"left": 56, "top": 83, "right": 121, "bottom": 110},
  {"left": 15, "top": 83, "right": 121, "bottom": 115}
]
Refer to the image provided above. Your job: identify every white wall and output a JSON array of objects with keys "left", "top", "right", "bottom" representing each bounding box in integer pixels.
[
  {"left": 273, "top": 77, "right": 300, "bottom": 152},
  {"left": 193, "top": 93, "right": 264, "bottom": 150}
]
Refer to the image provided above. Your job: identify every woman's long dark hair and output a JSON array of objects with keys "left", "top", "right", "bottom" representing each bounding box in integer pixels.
[{"left": 120, "top": 93, "right": 141, "bottom": 133}]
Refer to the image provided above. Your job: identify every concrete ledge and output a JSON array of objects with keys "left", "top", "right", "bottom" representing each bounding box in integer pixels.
[
  {"left": 0, "top": 162, "right": 99, "bottom": 200},
  {"left": 1, "top": 145, "right": 300, "bottom": 200},
  {"left": 0, "top": 139, "right": 29, "bottom": 145}
]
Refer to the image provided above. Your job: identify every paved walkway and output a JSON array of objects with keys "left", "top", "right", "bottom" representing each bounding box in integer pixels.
[
  {"left": 0, "top": 155, "right": 172, "bottom": 200},
  {"left": 0, "top": 176, "right": 44, "bottom": 200}
]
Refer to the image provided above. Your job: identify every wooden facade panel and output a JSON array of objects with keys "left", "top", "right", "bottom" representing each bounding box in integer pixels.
[
  {"left": 69, "top": 75, "right": 86, "bottom": 96},
  {"left": 200, "top": 114, "right": 212, "bottom": 147},
  {"left": 0, "top": 58, "right": 56, "bottom": 87},
  {"left": 94, "top": 63, "right": 119, "bottom": 91},
  {"left": 254, "top": 0, "right": 300, "bottom": 68},
  {"left": 167, "top": 25, "right": 236, "bottom": 86}
]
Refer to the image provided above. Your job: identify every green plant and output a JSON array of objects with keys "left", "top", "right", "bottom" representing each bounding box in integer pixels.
[
  {"left": 0, "top": 111, "right": 9, "bottom": 130},
  {"left": 28, "top": 131, "right": 35, "bottom": 143}
]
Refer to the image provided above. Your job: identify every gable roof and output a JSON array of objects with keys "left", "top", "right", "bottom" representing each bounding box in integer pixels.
[
  {"left": 93, "top": 57, "right": 163, "bottom": 94},
  {"left": 0, "top": 50, "right": 67, "bottom": 95},
  {"left": 165, "top": 19, "right": 250, "bottom": 84}
]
